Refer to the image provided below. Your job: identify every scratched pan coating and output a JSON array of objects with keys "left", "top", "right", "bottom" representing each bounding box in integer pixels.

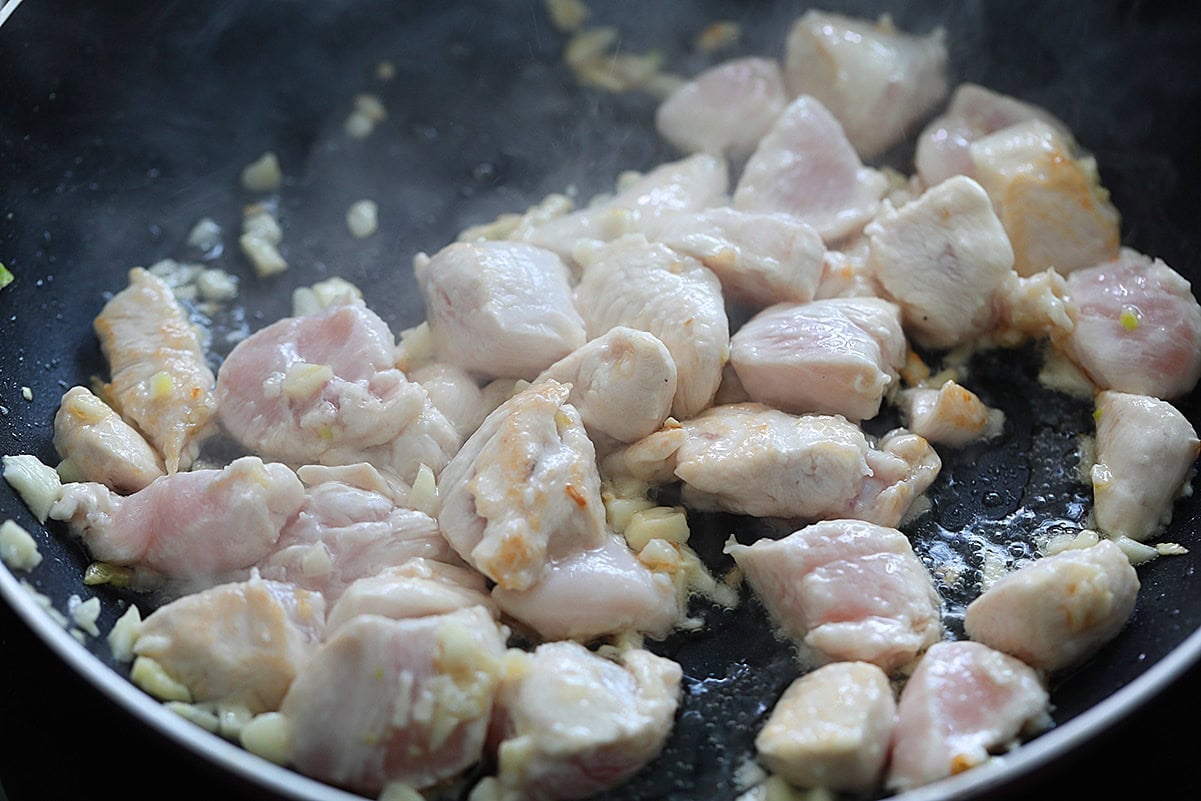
[{"left": 1, "top": 2, "right": 1200, "bottom": 800}]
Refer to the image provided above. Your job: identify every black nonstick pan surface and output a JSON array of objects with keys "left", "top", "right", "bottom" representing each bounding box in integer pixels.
[{"left": 3, "top": 1, "right": 1201, "bottom": 800}]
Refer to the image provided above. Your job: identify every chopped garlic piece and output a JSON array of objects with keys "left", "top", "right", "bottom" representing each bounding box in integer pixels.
[
  {"left": 240, "top": 234, "right": 288, "bottom": 277},
  {"left": 68, "top": 594, "right": 102, "bottom": 637},
  {"left": 375, "top": 60, "right": 396, "bottom": 81},
  {"left": 396, "top": 321, "right": 435, "bottom": 371},
  {"left": 291, "top": 276, "right": 363, "bottom": 316},
  {"left": 282, "top": 362, "right": 333, "bottom": 400},
  {"left": 131, "top": 656, "right": 192, "bottom": 702},
  {"left": 1114, "top": 535, "right": 1160, "bottom": 565},
  {"left": 107, "top": 604, "right": 143, "bottom": 663},
  {"left": 186, "top": 217, "right": 224, "bottom": 253},
  {"left": 694, "top": 20, "right": 740, "bottom": 53},
  {"left": 408, "top": 463, "right": 439, "bottom": 516},
  {"left": 1157, "top": 542, "right": 1189, "bottom": 556},
  {"left": 240, "top": 151, "right": 282, "bottom": 193},
  {"left": 624, "top": 506, "right": 689, "bottom": 551},
  {"left": 20, "top": 386, "right": 32, "bottom": 401},
  {"left": 166, "top": 701, "right": 221, "bottom": 732},
  {"left": 545, "top": 0, "right": 589, "bottom": 32},
  {"left": 3, "top": 453, "right": 63, "bottom": 523},
  {"left": 196, "top": 269, "right": 238, "bottom": 302},
  {"left": 84, "top": 561, "right": 135, "bottom": 588},
  {"left": 240, "top": 712, "right": 291, "bottom": 765},
  {"left": 346, "top": 199, "right": 379, "bottom": 238},
  {"left": 0, "top": 519, "right": 42, "bottom": 571}
]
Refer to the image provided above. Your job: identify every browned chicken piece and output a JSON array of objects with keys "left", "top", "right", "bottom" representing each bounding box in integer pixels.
[
  {"left": 93, "top": 267, "right": 218, "bottom": 472},
  {"left": 53, "top": 385, "right": 165, "bottom": 493},
  {"left": 969, "top": 119, "right": 1121, "bottom": 277}
]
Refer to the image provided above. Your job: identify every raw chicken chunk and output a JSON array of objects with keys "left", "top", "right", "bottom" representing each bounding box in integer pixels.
[
  {"left": 410, "top": 362, "right": 501, "bottom": 441},
  {"left": 53, "top": 385, "right": 165, "bottom": 493},
  {"left": 915, "top": 82, "right": 1071, "bottom": 188},
  {"left": 1058, "top": 249, "right": 1201, "bottom": 399},
  {"left": 414, "top": 241, "right": 586, "bottom": 381},
  {"left": 886, "top": 641, "right": 1050, "bottom": 793},
  {"left": 1090, "top": 391, "right": 1200, "bottom": 541},
  {"left": 281, "top": 606, "right": 507, "bottom": 794},
  {"left": 672, "top": 404, "right": 940, "bottom": 527},
  {"left": 133, "top": 575, "right": 325, "bottom": 713},
  {"left": 215, "top": 302, "right": 460, "bottom": 483},
  {"left": 970, "top": 119, "right": 1120, "bottom": 277},
  {"left": 93, "top": 267, "right": 217, "bottom": 472},
  {"left": 437, "top": 380, "right": 607, "bottom": 592},
  {"left": 755, "top": 661, "right": 896, "bottom": 792},
  {"left": 488, "top": 641, "right": 682, "bottom": 801},
  {"left": 491, "top": 533, "right": 679, "bottom": 642},
  {"left": 782, "top": 10, "right": 948, "bottom": 160},
  {"left": 642, "top": 208, "right": 827, "bottom": 308},
  {"left": 734, "top": 95, "right": 889, "bottom": 244},
  {"left": 574, "top": 234, "right": 730, "bottom": 419},
  {"left": 727, "top": 519, "right": 943, "bottom": 672},
  {"left": 48, "top": 456, "right": 304, "bottom": 578},
  {"left": 325, "top": 558, "right": 496, "bottom": 634},
  {"left": 729, "top": 298, "right": 907, "bottom": 421},
  {"left": 896, "top": 380, "right": 1005, "bottom": 447},
  {"left": 964, "top": 540, "right": 1139, "bottom": 673},
  {"left": 258, "top": 463, "right": 459, "bottom": 605},
  {"left": 654, "top": 57, "right": 787, "bottom": 159},
  {"left": 535, "top": 327, "right": 677, "bottom": 444},
  {"left": 522, "top": 154, "right": 729, "bottom": 260},
  {"left": 866, "top": 175, "right": 1015, "bottom": 350}
]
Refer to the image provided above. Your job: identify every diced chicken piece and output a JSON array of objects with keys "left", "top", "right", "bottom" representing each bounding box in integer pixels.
[
  {"left": 414, "top": 241, "right": 586, "bottom": 381},
  {"left": 489, "top": 642, "right": 682, "bottom": 800},
  {"left": 215, "top": 302, "right": 460, "bottom": 483},
  {"left": 727, "top": 519, "right": 943, "bottom": 672},
  {"left": 574, "top": 234, "right": 730, "bottom": 419},
  {"left": 48, "top": 456, "right": 304, "bottom": 578},
  {"left": 1090, "top": 391, "right": 1200, "bottom": 541},
  {"left": 641, "top": 208, "right": 826, "bottom": 308},
  {"left": 782, "top": 10, "right": 948, "bottom": 160},
  {"left": 886, "top": 640, "right": 1051, "bottom": 793},
  {"left": 53, "top": 385, "right": 165, "bottom": 493},
  {"left": 964, "top": 540, "right": 1139, "bottom": 673},
  {"left": 281, "top": 606, "right": 507, "bottom": 794},
  {"left": 896, "top": 380, "right": 1005, "bottom": 447},
  {"left": 970, "top": 119, "right": 1120, "bottom": 276},
  {"left": 438, "top": 380, "right": 607, "bottom": 592},
  {"left": 654, "top": 57, "right": 788, "bottom": 159},
  {"left": 673, "top": 404, "right": 940, "bottom": 528},
  {"left": 993, "top": 267, "right": 1077, "bottom": 346},
  {"left": 729, "top": 298, "right": 907, "bottom": 421},
  {"left": 535, "top": 327, "right": 677, "bottom": 444},
  {"left": 93, "top": 267, "right": 217, "bottom": 472},
  {"left": 915, "top": 83, "right": 1071, "bottom": 188},
  {"left": 755, "top": 661, "right": 896, "bottom": 792},
  {"left": 258, "top": 464, "right": 459, "bottom": 605},
  {"left": 522, "top": 154, "right": 729, "bottom": 260},
  {"left": 410, "top": 362, "right": 509, "bottom": 441},
  {"left": 734, "top": 95, "right": 889, "bottom": 244},
  {"left": 326, "top": 558, "right": 496, "bottom": 635},
  {"left": 491, "top": 533, "right": 679, "bottom": 642},
  {"left": 1058, "top": 249, "right": 1201, "bottom": 399},
  {"left": 133, "top": 576, "right": 325, "bottom": 713},
  {"left": 866, "top": 175, "right": 1015, "bottom": 350}
]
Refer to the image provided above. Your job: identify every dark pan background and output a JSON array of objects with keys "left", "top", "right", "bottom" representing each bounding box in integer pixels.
[{"left": 2, "top": 1, "right": 1201, "bottom": 800}]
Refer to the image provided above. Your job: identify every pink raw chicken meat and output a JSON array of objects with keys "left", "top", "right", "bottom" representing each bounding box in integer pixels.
[
  {"left": 48, "top": 455, "right": 304, "bottom": 579},
  {"left": 726, "top": 518, "right": 943, "bottom": 672}
]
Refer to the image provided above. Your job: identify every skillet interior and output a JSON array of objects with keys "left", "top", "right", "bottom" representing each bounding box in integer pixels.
[{"left": 2, "top": 2, "right": 1201, "bottom": 799}]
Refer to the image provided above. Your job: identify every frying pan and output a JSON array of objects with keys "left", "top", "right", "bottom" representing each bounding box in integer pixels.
[{"left": 2, "top": 1, "right": 1201, "bottom": 799}]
